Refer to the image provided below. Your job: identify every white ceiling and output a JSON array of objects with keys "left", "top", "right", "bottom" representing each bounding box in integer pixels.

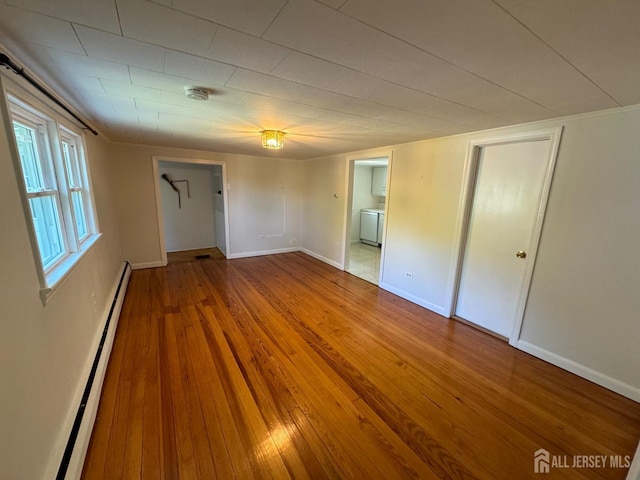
[{"left": 0, "top": 0, "right": 638, "bottom": 159}]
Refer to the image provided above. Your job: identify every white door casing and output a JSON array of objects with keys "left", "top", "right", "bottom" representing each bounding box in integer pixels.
[
  {"left": 456, "top": 139, "right": 550, "bottom": 337},
  {"left": 152, "top": 156, "right": 231, "bottom": 265},
  {"left": 342, "top": 151, "right": 392, "bottom": 277},
  {"left": 446, "top": 128, "right": 563, "bottom": 344}
]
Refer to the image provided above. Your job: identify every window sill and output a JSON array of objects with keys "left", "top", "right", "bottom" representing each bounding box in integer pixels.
[{"left": 39, "top": 233, "right": 103, "bottom": 305}]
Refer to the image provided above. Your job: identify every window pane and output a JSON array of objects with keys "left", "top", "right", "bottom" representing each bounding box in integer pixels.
[
  {"left": 28, "top": 196, "right": 65, "bottom": 268},
  {"left": 13, "top": 122, "right": 45, "bottom": 192},
  {"left": 71, "top": 190, "right": 88, "bottom": 240},
  {"left": 62, "top": 141, "right": 81, "bottom": 187}
]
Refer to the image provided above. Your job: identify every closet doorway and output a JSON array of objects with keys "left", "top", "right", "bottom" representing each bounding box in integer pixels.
[{"left": 152, "top": 156, "right": 230, "bottom": 266}]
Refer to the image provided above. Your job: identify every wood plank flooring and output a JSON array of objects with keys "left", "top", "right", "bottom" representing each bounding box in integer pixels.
[
  {"left": 166, "top": 247, "right": 224, "bottom": 264},
  {"left": 82, "top": 251, "right": 640, "bottom": 479}
]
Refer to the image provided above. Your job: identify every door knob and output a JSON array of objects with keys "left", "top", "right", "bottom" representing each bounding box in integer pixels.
[{"left": 516, "top": 250, "right": 527, "bottom": 259}]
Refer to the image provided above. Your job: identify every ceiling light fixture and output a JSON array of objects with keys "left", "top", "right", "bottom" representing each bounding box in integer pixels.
[
  {"left": 261, "top": 130, "right": 285, "bottom": 150},
  {"left": 184, "top": 86, "right": 209, "bottom": 101}
]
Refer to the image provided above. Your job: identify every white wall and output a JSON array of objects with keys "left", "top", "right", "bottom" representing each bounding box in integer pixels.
[
  {"left": 519, "top": 110, "right": 640, "bottom": 396},
  {"left": 300, "top": 106, "right": 640, "bottom": 399},
  {"left": 159, "top": 161, "right": 218, "bottom": 252},
  {"left": 228, "top": 153, "right": 301, "bottom": 256},
  {"left": 110, "top": 143, "right": 301, "bottom": 266},
  {"left": 351, "top": 165, "right": 384, "bottom": 242},
  {"left": 0, "top": 77, "right": 123, "bottom": 480},
  {"left": 300, "top": 155, "right": 346, "bottom": 267}
]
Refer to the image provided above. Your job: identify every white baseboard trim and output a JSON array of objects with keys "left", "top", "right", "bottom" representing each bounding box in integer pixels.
[
  {"left": 227, "top": 247, "right": 299, "bottom": 259},
  {"left": 300, "top": 248, "right": 343, "bottom": 270},
  {"left": 378, "top": 282, "right": 448, "bottom": 317},
  {"left": 62, "top": 262, "right": 131, "bottom": 480},
  {"left": 627, "top": 441, "right": 640, "bottom": 480},
  {"left": 516, "top": 340, "right": 640, "bottom": 403},
  {"left": 130, "top": 260, "right": 165, "bottom": 270}
]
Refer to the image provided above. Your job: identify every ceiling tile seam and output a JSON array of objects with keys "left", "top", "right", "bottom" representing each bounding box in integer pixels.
[
  {"left": 223, "top": 69, "right": 460, "bottom": 127},
  {"left": 227, "top": 91, "right": 361, "bottom": 124},
  {"left": 145, "top": 5, "right": 217, "bottom": 29},
  {"left": 57, "top": 4, "right": 447, "bottom": 113},
  {"left": 76, "top": 26, "right": 279, "bottom": 83},
  {"left": 153, "top": 2, "right": 282, "bottom": 42},
  {"left": 17, "top": 3, "right": 216, "bottom": 50},
  {"left": 330, "top": 7, "right": 561, "bottom": 115},
  {"left": 221, "top": 68, "right": 241, "bottom": 90},
  {"left": 113, "top": 0, "right": 124, "bottom": 36},
  {"left": 162, "top": 49, "right": 167, "bottom": 76},
  {"left": 490, "top": 0, "right": 622, "bottom": 107},
  {"left": 203, "top": 20, "right": 221, "bottom": 53},
  {"left": 229, "top": 91, "right": 427, "bottom": 132},
  {"left": 266, "top": 49, "right": 507, "bottom": 122},
  {"left": 119, "top": 43, "right": 225, "bottom": 77},
  {"left": 268, "top": 49, "right": 294, "bottom": 75},
  {"left": 225, "top": 70, "right": 486, "bottom": 129},
  {"left": 247, "top": 70, "right": 492, "bottom": 127},
  {"left": 4, "top": 43, "right": 432, "bottom": 147},
  {"left": 93, "top": 74, "right": 108, "bottom": 96},
  {"left": 3, "top": 21, "right": 395, "bottom": 123},
  {"left": 3, "top": 5, "right": 123, "bottom": 39},
  {"left": 124, "top": 0, "right": 221, "bottom": 51},
  {"left": 70, "top": 29, "right": 212, "bottom": 73},
  {"left": 203, "top": 87, "right": 377, "bottom": 131},
  {"left": 72, "top": 36, "right": 169, "bottom": 77},
  {"left": 258, "top": 0, "right": 291, "bottom": 38},
  {"left": 70, "top": 23, "right": 88, "bottom": 56},
  {"left": 0, "top": 49, "right": 100, "bottom": 130},
  {"left": 70, "top": 32, "right": 233, "bottom": 82}
]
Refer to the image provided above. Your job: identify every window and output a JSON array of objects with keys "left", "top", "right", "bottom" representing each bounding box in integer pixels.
[
  {"left": 61, "top": 130, "right": 91, "bottom": 242},
  {"left": 8, "top": 95, "right": 99, "bottom": 297}
]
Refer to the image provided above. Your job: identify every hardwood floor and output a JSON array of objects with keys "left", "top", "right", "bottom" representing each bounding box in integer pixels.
[
  {"left": 166, "top": 247, "right": 224, "bottom": 264},
  {"left": 82, "top": 252, "right": 640, "bottom": 479}
]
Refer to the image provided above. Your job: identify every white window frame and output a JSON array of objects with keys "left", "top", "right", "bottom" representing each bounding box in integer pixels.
[
  {"left": 60, "top": 127, "right": 95, "bottom": 245},
  {"left": 11, "top": 105, "right": 70, "bottom": 270},
  {"left": 6, "top": 93, "right": 101, "bottom": 303}
]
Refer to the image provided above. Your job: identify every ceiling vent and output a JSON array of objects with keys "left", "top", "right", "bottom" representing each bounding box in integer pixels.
[{"left": 185, "top": 87, "right": 209, "bottom": 101}]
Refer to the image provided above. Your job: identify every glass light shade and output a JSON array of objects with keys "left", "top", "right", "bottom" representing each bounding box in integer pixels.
[{"left": 261, "top": 130, "right": 285, "bottom": 149}]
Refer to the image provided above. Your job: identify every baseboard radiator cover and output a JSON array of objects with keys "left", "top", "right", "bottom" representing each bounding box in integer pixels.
[{"left": 56, "top": 261, "right": 131, "bottom": 480}]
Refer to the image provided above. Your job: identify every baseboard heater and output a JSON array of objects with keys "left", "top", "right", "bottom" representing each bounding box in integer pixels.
[{"left": 56, "top": 261, "right": 131, "bottom": 480}]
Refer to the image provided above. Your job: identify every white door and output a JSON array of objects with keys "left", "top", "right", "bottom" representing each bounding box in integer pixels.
[{"left": 455, "top": 139, "right": 551, "bottom": 337}]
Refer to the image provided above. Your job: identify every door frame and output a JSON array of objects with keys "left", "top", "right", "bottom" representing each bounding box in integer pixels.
[
  {"left": 443, "top": 127, "right": 563, "bottom": 345},
  {"left": 342, "top": 150, "right": 393, "bottom": 284},
  {"left": 152, "top": 155, "right": 231, "bottom": 266}
]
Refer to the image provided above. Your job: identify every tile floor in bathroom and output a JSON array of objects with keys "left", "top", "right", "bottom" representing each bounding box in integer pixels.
[{"left": 347, "top": 242, "right": 381, "bottom": 284}]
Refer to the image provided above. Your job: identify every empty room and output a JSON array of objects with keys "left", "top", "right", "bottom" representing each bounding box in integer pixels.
[{"left": 1, "top": 1, "right": 639, "bottom": 479}]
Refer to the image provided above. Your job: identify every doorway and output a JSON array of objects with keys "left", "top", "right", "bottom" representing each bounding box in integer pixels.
[
  {"left": 449, "top": 129, "right": 562, "bottom": 343},
  {"left": 344, "top": 155, "right": 390, "bottom": 285},
  {"left": 152, "top": 157, "right": 230, "bottom": 266}
]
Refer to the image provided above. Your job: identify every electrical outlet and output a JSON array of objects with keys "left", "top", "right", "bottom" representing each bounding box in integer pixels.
[
  {"left": 289, "top": 237, "right": 298, "bottom": 245},
  {"left": 405, "top": 272, "right": 413, "bottom": 278}
]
